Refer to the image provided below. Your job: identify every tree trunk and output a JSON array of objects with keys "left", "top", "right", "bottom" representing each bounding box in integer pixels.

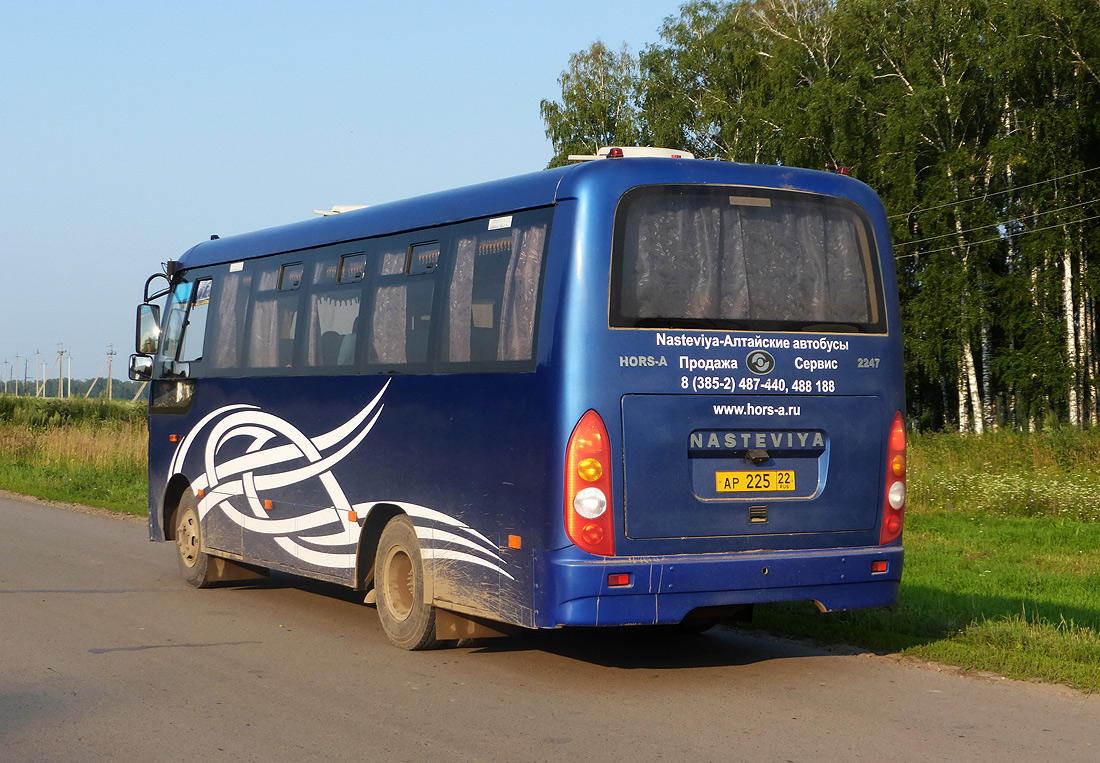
[
  {"left": 957, "top": 358, "right": 970, "bottom": 434},
  {"left": 982, "top": 319, "right": 994, "bottom": 429},
  {"left": 1063, "top": 247, "right": 1079, "bottom": 426},
  {"left": 947, "top": 166, "right": 985, "bottom": 431},
  {"left": 963, "top": 337, "right": 983, "bottom": 434}
]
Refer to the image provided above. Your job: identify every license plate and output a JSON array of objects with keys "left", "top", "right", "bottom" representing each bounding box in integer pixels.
[{"left": 715, "top": 470, "right": 795, "bottom": 492}]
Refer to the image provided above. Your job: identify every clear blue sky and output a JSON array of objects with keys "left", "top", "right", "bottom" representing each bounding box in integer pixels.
[{"left": 0, "top": 0, "right": 682, "bottom": 382}]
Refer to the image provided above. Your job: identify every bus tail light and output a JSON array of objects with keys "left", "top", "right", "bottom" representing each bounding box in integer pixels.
[
  {"left": 565, "top": 410, "right": 615, "bottom": 556},
  {"left": 879, "top": 412, "right": 906, "bottom": 545}
]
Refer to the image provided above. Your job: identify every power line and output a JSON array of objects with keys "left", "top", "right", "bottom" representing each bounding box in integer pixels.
[
  {"left": 895, "top": 210, "right": 1100, "bottom": 260},
  {"left": 898, "top": 197, "right": 1100, "bottom": 247},
  {"left": 887, "top": 166, "right": 1100, "bottom": 220}
]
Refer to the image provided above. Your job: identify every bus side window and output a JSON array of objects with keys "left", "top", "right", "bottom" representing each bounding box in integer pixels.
[
  {"left": 209, "top": 269, "right": 250, "bottom": 373},
  {"left": 178, "top": 278, "right": 212, "bottom": 363},
  {"left": 447, "top": 219, "right": 546, "bottom": 365},
  {"left": 370, "top": 247, "right": 437, "bottom": 367},
  {"left": 160, "top": 282, "right": 190, "bottom": 365},
  {"left": 246, "top": 263, "right": 302, "bottom": 369},
  {"left": 305, "top": 255, "right": 362, "bottom": 369}
]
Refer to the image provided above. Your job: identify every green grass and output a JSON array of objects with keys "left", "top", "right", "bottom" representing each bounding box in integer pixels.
[
  {"left": 0, "top": 394, "right": 146, "bottom": 427},
  {"left": 0, "top": 394, "right": 147, "bottom": 514},
  {"left": 752, "top": 427, "right": 1100, "bottom": 693},
  {"left": 908, "top": 427, "right": 1100, "bottom": 521},
  {"left": 0, "top": 460, "right": 147, "bottom": 515},
  {"left": 753, "top": 512, "right": 1100, "bottom": 691}
]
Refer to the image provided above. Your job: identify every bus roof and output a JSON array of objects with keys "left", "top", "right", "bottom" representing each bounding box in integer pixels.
[{"left": 175, "top": 157, "right": 882, "bottom": 269}]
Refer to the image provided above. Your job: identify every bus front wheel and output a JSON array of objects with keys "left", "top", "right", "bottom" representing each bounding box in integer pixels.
[
  {"left": 174, "top": 489, "right": 212, "bottom": 588},
  {"left": 375, "top": 515, "right": 439, "bottom": 650}
]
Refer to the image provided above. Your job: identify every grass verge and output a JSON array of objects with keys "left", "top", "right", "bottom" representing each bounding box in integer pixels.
[{"left": 753, "top": 511, "right": 1100, "bottom": 692}]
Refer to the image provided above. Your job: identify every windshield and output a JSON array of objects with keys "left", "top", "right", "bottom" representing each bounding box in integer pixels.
[{"left": 610, "top": 185, "right": 886, "bottom": 333}]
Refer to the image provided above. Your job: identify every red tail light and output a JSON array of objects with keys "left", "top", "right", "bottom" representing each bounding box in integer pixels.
[
  {"left": 879, "top": 412, "right": 906, "bottom": 545},
  {"left": 565, "top": 410, "right": 615, "bottom": 556}
]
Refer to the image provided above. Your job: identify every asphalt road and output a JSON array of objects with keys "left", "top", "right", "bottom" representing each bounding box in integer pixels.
[{"left": 1, "top": 493, "right": 1097, "bottom": 763}]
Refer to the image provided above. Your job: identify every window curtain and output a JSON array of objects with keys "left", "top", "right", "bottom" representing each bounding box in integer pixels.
[
  {"left": 448, "top": 237, "right": 477, "bottom": 362},
  {"left": 211, "top": 273, "right": 245, "bottom": 369},
  {"left": 625, "top": 196, "right": 870, "bottom": 325},
  {"left": 497, "top": 225, "right": 545, "bottom": 361},
  {"left": 372, "top": 285, "right": 407, "bottom": 364},
  {"left": 246, "top": 269, "right": 280, "bottom": 367}
]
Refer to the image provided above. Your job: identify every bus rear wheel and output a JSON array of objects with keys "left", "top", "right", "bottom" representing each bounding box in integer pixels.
[
  {"left": 375, "top": 515, "right": 439, "bottom": 650},
  {"left": 174, "top": 489, "right": 212, "bottom": 588}
]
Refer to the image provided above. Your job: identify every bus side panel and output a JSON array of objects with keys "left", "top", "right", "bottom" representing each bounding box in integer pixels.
[{"left": 148, "top": 374, "right": 552, "bottom": 628}]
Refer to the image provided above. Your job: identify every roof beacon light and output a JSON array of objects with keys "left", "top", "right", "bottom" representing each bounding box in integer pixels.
[{"left": 567, "top": 146, "right": 695, "bottom": 162}]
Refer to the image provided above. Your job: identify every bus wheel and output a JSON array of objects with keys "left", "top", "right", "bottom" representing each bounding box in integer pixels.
[
  {"left": 375, "top": 515, "right": 439, "bottom": 650},
  {"left": 174, "top": 490, "right": 212, "bottom": 588}
]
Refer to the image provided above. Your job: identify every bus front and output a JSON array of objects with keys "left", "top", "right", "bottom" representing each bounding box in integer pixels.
[{"left": 540, "top": 157, "right": 905, "bottom": 629}]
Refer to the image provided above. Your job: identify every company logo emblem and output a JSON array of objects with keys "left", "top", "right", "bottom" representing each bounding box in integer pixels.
[{"left": 746, "top": 350, "right": 775, "bottom": 375}]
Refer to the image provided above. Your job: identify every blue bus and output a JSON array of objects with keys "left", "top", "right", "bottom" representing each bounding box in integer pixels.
[{"left": 131, "top": 148, "right": 906, "bottom": 649}]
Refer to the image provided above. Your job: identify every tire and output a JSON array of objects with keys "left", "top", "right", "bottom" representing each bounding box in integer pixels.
[
  {"left": 375, "top": 515, "right": 439, "bottom": 650},
  {"left": 173, "top": 488, "right": 213, "bottom": 588}
]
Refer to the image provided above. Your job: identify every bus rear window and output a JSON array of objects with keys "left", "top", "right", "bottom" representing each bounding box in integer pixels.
[{"left": 610, "top": 186, "right": 886, "bottom": 333}]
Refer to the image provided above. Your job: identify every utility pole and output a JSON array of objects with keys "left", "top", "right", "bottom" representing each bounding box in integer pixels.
[
  {"left": 107, "top": 345, "right": 115, "bottom": 400},
  {"left": 39, "top": 346, "right": 62, "bottom": 398},
  {"left": 86, "top": 346, "right": 118, "bottom": 400},
  {"left": 13, "top": 353, "right": 20, "bottom": 396}
]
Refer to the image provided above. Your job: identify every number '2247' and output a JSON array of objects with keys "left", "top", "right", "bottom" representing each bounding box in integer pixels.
[{"left": 857, "top": 357, "right": 880, "bottom": 368}]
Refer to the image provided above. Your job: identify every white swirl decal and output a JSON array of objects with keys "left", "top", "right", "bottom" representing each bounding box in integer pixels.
[{"left": 169, "top": 380, "right": 511, "bottom": 579}]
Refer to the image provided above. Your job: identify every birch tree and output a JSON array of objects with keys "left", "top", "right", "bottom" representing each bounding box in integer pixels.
[{"left": 540, "top": 41, "right": 643, "bottom": 167}]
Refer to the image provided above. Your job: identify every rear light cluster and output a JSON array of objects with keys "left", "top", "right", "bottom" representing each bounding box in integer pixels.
[
  {"left": 564, "top": 410, "right": 615, "bottom": 556},
  {"left": 879, "top": 411, "right": 906, "bottom": 545}
]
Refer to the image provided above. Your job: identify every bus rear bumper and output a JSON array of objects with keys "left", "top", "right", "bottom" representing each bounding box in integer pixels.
[{"left": 542, "top": 545, "right": 903, "bottom": 627}]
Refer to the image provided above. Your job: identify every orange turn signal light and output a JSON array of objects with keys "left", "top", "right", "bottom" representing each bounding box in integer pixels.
[{"left": 578, "top": 458, "right": 603, "bottom": 482}]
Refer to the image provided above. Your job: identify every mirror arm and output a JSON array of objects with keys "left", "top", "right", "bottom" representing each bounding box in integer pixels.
[
  {"left": 144, "top": 260, "right": 178, "bottom": 303},
  {"left": 144, "top": 272, "right": 171, "bottom": 303}
]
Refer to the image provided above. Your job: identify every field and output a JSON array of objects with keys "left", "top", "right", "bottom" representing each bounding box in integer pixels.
[
  {"left": 1, "top": 394, "right": 1098, "bottom": 691},
  {"left": 0, "top": 396, "right": 147, "bottom": 514}
]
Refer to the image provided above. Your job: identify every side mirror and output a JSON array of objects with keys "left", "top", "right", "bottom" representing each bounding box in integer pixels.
[
  {"left": 129, "top": 354, "right": 153, "bottom": 381},
  {"left": 135, "top": 304, "right": 161, "bottom": 354}
]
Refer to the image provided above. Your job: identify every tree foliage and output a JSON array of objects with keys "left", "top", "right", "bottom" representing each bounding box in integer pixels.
[
  {"left": 540, "top": 41, "right": 643, "bottom": 167},
  {"left": 541, "top": 0, "right": 1100, "bottom": 431}
]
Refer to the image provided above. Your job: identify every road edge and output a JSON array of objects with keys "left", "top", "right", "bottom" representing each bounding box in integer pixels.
[{"left": 0, "top": 488, "right": 145, "bottom": 524}]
